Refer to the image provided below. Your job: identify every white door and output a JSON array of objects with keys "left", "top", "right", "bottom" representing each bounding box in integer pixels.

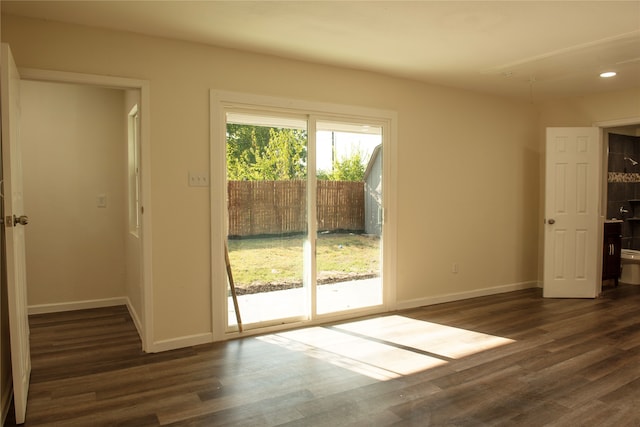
[
  {"left": 543, "top": 127, "right": 601, "bottom": 298},
  {"left": 1, "top": 43, "right": 31, "bottom": 424}
]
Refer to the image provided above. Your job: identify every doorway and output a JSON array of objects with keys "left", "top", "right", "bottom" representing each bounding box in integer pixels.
[
  {"left": 224, "top": 112, "right": 384, "bottom": 329},
  {"left": 211, "top": 91, "right": 397, "bottom": 338},
  {"left": 16, "top": 71, "right": 152, "bottom": 351},
  {"left": 20, "top": 80, "right": 129, "bottom": 304},
  {"left": 543, "top": 120, "right": 640, "bottom": 298},
  {"left": 603, "top": 125, "right": 640, "bottom": 246}
]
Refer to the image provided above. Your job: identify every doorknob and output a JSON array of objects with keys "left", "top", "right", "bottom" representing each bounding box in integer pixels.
[
  {"left": 13, "top": 215, "right": 29, "bottom": 226},
  {"left": 548, "top": 218, "right": 555, "bottom": 224}
]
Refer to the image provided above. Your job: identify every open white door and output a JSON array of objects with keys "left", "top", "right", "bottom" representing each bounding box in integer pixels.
[
  {"left": 544, "top": 127, "right": 601, "bottom": 298},
  {"left": 1, "top": 43, "right": 31, "bottom": 424}
]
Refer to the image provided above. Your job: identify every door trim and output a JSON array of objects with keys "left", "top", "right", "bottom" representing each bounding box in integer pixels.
[
  {"left": 18, "top": 68, "right": 154, "bottom": 352},
  {"left": 210, "top": 90, "right": 398, "bottom": 341},
  {"left": 593, "top": 117, "right": 640, "bottom": 128}
]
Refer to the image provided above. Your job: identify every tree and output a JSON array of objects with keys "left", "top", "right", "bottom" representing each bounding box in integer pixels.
[
  {"left": 317, "top": 150, "right": 365, "bottom": 182},
  {"left": 227, "top": 124, "right": 366, "bottom": 182},
  {"left": 226, "top": 125, "right": 307, "bottom": 180},
  {"left": 252, "top": 128, "right": 307, "bottom": 180}
]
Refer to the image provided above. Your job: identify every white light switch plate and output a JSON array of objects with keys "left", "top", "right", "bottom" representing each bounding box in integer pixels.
[{"left": 188, "top": 172, "right": 209, "bottom": 187}]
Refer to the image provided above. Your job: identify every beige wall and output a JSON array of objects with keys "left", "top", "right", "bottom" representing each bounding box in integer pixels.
[
  {"left": 20, "top": 80, "right": 126, "bottom": 306},
  {"left": 2, "top": 15, "right": 542, "bottom": 345},
  {"left": 538, "top": 89, "right": 640, "bottom": 128}
]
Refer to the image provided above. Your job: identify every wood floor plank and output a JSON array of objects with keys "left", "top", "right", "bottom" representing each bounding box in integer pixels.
[{"left": 6, "top": 286, "right": 640, "bottom": 425}]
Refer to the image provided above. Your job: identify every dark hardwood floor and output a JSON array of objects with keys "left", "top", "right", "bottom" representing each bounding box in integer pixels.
[{"left": 6, "top": 285, "right": 640, "bottom": 426}]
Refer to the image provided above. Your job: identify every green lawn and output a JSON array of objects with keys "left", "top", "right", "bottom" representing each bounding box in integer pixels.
[{"left": 227, "top": 233, "right": 380, "bottom": 289}]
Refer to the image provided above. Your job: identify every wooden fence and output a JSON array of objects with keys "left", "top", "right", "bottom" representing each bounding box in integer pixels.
[{"left": 228, "top": 180, "right": 364, "bottom": 237}]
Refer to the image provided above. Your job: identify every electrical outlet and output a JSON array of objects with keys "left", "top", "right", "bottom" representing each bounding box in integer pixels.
[
  {"left": 188, "top": 172, "right": 209, "bottom": 187},
  {"left": 96, "top": 194, "right": 107, "bottom": 208}
]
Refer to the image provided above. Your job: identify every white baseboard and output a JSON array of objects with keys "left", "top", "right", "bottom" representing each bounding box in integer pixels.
[
  {"left": 124, "top": 300, "right": 143, "bottom": 340},
  {"left": 150, "top": 333, "right": 213, "bottom": 353},
  {"left": 28, "top": 297, "right": 129, "bottom": 315},
  {"left": 396, "top": 281, "right": 538, "bottom": 310}
]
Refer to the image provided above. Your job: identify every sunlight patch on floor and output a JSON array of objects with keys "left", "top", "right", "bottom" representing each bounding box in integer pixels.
[
  {"left": 258, "top": 326, "right": 446, "bottom": 380},
  {"left": 334, "top": 315, "right": 515, "bottom": 359},
  {"left": 257, "top": 315, "right": 514, "bottom": 381}
]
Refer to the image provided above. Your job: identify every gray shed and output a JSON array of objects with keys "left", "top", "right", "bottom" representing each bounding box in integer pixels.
[{"left": 363, "top": 144, "right": 382, "bottom": 236}]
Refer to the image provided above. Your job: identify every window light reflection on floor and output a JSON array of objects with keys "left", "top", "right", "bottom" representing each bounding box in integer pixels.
[
  {"left": 335, "top": 315, "right": 515, "bottom": 359},
  {"left": 257, "top": 315, "right": 515, "bottom": 381}
]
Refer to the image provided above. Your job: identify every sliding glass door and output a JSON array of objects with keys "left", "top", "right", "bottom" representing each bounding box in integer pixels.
[
  {"left": 224, "top": 110, "right": 384, "bottom": 331},
  {"left": 315, "top": 121, "right": 383, "bottom": 314},
  {"left": 225, "top": 112, "right": 309, "bottom": 327}
]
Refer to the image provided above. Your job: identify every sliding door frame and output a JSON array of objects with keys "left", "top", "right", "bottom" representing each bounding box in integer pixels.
[{"left": 210, "top": 90, "right": 397, "bottom": 341}]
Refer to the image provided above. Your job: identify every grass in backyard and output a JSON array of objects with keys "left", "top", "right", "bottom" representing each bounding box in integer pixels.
[{"left": 227, "top": 233, "right": 380, "bottom": 289}]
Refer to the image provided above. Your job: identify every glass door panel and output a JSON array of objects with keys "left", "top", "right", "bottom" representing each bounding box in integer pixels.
[
  {"left": 315, "top": 121, "right": 383, "bottom": 314},
  {"left": 225, "top": 112, "right": 308, "bottom": 329}
]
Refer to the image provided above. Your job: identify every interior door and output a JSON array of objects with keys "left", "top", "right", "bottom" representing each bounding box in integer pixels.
[
  {"left": 543, "top": 127, "right": 601, "bottom": 298},
  {"left": 1, "top": 43, "right": 31, "bottom": 424}
]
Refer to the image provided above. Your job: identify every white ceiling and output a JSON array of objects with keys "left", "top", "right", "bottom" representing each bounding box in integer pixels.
[{"left": 3, "top": 1, "right": 640, "bottom": 101}]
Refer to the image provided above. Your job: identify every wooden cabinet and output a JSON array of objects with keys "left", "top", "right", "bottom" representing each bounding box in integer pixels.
[{"left": 603, "top": 221, "right": 622, "bottom": 286}]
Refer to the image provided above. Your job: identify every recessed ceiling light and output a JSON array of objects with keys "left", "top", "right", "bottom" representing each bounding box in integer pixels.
[{"left": 600, "top": 71, "right": 617, "bottom": 78}]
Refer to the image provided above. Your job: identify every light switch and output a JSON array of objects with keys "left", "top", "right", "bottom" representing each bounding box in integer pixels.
[
  {"left": 188, "top": 172, "right": 209, "bottom": 187},
  {"left": 97, "top": 194, "right": 107, "bottom": 208}
]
